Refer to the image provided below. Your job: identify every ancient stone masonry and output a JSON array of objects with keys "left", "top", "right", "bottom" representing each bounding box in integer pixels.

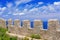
[
  {"left": 0, "top": 18, "right": 60, "bottom": 40},
  {"left": 0, "top": 18, "right": 6, "bottom": 28},
  {"left": 33, "top": 20, "right": 43, "bottom": 34},
  {"left": 48, "top": 19, "right": 59, "bottom": 40},
  {"left": 8, "top": 19, "right": 16, "bottom": 34},
  {"left": 21, "top": 20, "right": 31, "bottom": 36},
  {"left": 14, "top": 19, "right": 21, "bottom": 34},
  {"left": 55, "top": 19, "right": 60, "bottom": 40}
]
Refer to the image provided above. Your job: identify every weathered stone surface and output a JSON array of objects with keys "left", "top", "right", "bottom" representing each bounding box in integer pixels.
[
  {"left": 14, "top": 19, "right": 21, "bottom": 35},
  {"left": 20, "top": 20, "right": 31, "bottom": 36},
  {"left": 56, "top": 31, "right": 60, "bottom": 40},
  {"left": 56, "top": 20, "right": 60, "bottom": 40},
  {"left": 8, "top": 19, "right": 16, "bottom": 34},
  {"left": 33, "top": 20, "right": 43, "bottom": 34},
  {"left": 34, "top": 20, "right": 43, "bottom": 29},
  {"left": 8, "top": 19, "right": 13, "bottom": 25},
  {"left": 48, "top": 19, "right": 59, "bottom": 40},
  {"left": 1, "top": 18, "right": 60, "bottom": 40},
  {"left": 0, "top": 18, "right": 6, "bottom": 28},
  {"left": 14, "top": 19, "right": 20, "bottom": 26},
  {"left": 8, "top": 25, "right": 16, "bottom": 34}
]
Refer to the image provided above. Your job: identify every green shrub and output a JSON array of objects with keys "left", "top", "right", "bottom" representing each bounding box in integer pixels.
[
  {"left": 22, "top": 37, "right": 29, "bottom": 40},
  {"left": 0, "top": 27, "right": 7, "bottom": 33},
  {"left": 30, "top": 34, "right": 41, "bottom": 39},
  {"left": 0, "top": 27, "right": 17, "bottom": 40},
  {"left": 0, "top": 27, "right": 7, "bottom": 37},
  {"left": 10, "top": 37, "right": 17, "bottom": 40},
  {"left": 0, "top": 37, "right": 2, "bottom": 40}
]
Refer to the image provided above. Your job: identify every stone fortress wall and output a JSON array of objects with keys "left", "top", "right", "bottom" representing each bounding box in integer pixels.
[{"left": 0, "top": 18, "right": 60, "bottom": 40}]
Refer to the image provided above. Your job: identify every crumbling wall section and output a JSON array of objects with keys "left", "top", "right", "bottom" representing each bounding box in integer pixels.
[
  {"left": 0, "top": 18, "right": 60, "bottom": 40},
  {"left": 0, "top": 18, "right": 6, "bottom": 28},
  {"left": 8, "top": 19, "right": 16, "bottom": 34}
]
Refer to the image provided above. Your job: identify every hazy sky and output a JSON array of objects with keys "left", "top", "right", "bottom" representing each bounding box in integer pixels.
[{"left": 0, "top": 0, "right": 60, "bottom": 21}]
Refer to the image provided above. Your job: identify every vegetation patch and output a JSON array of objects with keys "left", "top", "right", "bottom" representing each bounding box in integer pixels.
[
  {"left": 0, "top": 27, "right": 17, "bottom": 40},
  {"left": 30, "top": 34, "right": 41, "bottom": 39},
  {"left": 22, "top": 37, "right": 29, "bottom": 40}
]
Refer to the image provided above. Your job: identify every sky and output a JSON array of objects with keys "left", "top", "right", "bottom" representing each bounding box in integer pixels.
[{"left": 0, "top": 0, "right": 60, "bottom": 21}]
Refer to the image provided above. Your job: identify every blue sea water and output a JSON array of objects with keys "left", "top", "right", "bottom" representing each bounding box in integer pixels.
[
  {"left": 43, "top": 21, "right": 48, "bottom": 29},
  {"left": 30, "top": 22, "right": 34, "bottom": 28}
]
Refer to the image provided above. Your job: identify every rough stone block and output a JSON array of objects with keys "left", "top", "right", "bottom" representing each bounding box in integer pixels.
[
  {"left": 8, "top": 19, "right": 13, "bottom": 25},
  {"left": 14, "top": 19, "right": 20, "bottom": 26},
  {"left": 0, "top": 18, "right": 6, "bottom": 28},
  {"left": 19, "top": 20, "right": 31, "bottom": 36},
  {"left": 8, "top": 25, "right": 16, "bottom": 34},
  {"left": 48, "top": 19, "right": 59, "bottom": 40},
  {"left": 33, "top": 20, "right": 43, "bottom": 34}
]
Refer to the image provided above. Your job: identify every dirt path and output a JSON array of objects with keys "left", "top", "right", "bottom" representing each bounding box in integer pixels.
[
  {"left": 6, "top": 31, "right": 43, "bottom": 40},
  {"left": 6, "top": 31, "right": 32, "bottom": 40}
]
